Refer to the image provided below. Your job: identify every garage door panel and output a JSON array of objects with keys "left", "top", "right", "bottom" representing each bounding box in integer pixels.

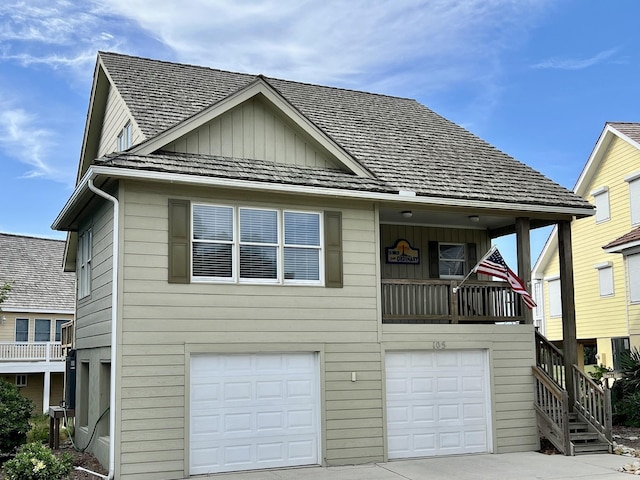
[
  {"left": 190, "top": 353, "right": 319, "bottom": 474},
  {"left": 386, "top": 350, "right": 491, "bottom": 459}
]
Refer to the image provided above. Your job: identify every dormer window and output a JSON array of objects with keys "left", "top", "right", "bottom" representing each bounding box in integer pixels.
[{"left": 117, "top": 122, "right": 132, "bottom": 151}]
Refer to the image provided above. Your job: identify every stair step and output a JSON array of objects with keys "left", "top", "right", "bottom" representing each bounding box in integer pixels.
[
  {"left": 573, "top": 443, "right": 611, "bottom": 454},
  {"left": 570, "top": 433, "right": 600, "bottom": 442},
  {"left": 569, "top": 423, "right": 589, "bottom": 432}
]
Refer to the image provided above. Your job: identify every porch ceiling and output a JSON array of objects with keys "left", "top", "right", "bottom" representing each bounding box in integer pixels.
[{"left": 379, "top": 208, "right": 515, "bottom": 231}]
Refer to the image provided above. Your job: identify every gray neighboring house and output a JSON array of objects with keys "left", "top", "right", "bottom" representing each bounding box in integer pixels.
[
  {"left": 0, "top": 233, "right": 75, "bottom": 413},
  {"left": 53, "top": 52, "right": 593, "bottom": 479}
]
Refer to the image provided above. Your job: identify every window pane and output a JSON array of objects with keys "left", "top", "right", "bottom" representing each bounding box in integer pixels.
[
  {"left": 240, "top": 209, "right": 277, "bottom": 243},
  {"left": 240, "top": 245, "right": 277, "bottom": 279},
  {"left": 35, "top": 319, "right": 51, "bottom": 342},
  {"left": 284, "top": 212, "right": 320, "bottom": 246},
  {"left": 439, "top": 244, "right": 465, "bottom": 277},
  {"left": 15, "top": 319, "right": 28, "bottom": 342},
  {"left": 284, "top": 248, "right": 320, "bottom": 280},
  {"left": 630, "top": 254, "right": 640, "bottom": 303},
  {"left": 55, "top": 320, "right": 67, "bottom": 342},
  {"left": 440, "top": 244, "right": 465, "bottom": 260},
  {"left": 439, "top": 260, "right": 464, "bottom": 277},
  {"left": 193, "top": 243, "right": 232, "bottom": 277},
  {"left": 193, "top": 205, "right": 233, "bottom": 241}
]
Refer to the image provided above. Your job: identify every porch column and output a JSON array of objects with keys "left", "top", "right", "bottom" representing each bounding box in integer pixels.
[
  {"left": 558, "top": 220, "right": 577, "bottom": 408},
  {"left": 43, "top": 370, "right": 51, "bottom": 414},
  {"left": 516, "top": 217, "right": 532, "bottom": 324}
]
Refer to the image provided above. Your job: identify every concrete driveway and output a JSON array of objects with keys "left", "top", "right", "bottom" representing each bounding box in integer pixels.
[{"left": 193, "top": 453, "right": 633, "bottom": 479}]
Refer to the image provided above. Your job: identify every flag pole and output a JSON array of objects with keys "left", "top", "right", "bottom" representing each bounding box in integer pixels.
[{"left": 452, "top": 245, "right": 497, "bottom": 293}]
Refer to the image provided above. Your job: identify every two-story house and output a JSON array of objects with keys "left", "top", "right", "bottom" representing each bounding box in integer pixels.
[
  {"left": 52, "top": 52, "right": 595, "bottom": 479},
  {"left": 533, "top": 123, "right": 640, "bottom": 371},
  {"left": 0, "top": 233, "right": 75, "bottom": 413}
]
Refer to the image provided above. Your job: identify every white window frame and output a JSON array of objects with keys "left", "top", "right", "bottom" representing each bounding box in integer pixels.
[
  {"left": 15, "top": 375, "right": 27, "bottom": 387},
  {"left": 438, "top": 243, "right": 466, "bottom": 279},
  {"left": 595, "top": 262, "right": 614, "bottom": 297},
  {"left": 625, "top": 173, "right": 640, "bottom": 226},
  {"left": 191, "top": 203, "right": 324, "bottom": 285},
  {"left": 78, "top": 228, "right": 92, "bottom": 299},
  {"left": 629, "top": 253, "right": 640, "bottom": 304},
  {"left": 591, "top": 186, "right": 610, "bottom": 223},
  {"left": 117, "top": 122, "right": 132, "bottom": 151},
  {"left": 15, "top": 318, "right": 29, "bottom": 342},
  {"left": 34, "top": 318, "right": 51, "bottom": 342},
  {"left": 548, "top": 277, "right": 562, "bottom": 318}
]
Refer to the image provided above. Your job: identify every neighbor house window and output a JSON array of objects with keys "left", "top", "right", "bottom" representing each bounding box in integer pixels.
[
  {"left": 117, "top": 122, "right": 132, "bottom": 151},
  {"left": 629, "top": 253, "right": 640, "bottom": 303},
  {"left": 78, "top": 228, "right": 92, "bottom": 299},
  {"left": 595, "top": 262, "right": 614, "bottom": 297},
  {"left": 55, "top": 320, "right": 67, "bottom": 342},
  {"left": 15, "top": 375, "right": 27, "bottom": 387},
  {"left": 15, "top": 318, "right": 28, "bottom": 342},
  {"left": 192, "top": 204, "right": 322, "bottom": 284},
  {"left": 591, "top": 187, "right": 610, "bottom": 223},
  {"left": 34, "top": 319, "right": 51, "bottom": 342},
  {"left": 438, "top": 243, "right": 466, "bottom": 279},
  {"left": 612, "top": 337, "right": 631, "bottom": 371},
  {"left": 626, "top": 173, "right": 640, "bottom": 225},
  {"left": 548, "top": 278, "right": 562, "bottom": 317}
]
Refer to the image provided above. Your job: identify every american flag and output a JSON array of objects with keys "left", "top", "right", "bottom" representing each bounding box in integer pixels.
[{"left": 474, "top": 247, "right": 537, "bottom": 309}]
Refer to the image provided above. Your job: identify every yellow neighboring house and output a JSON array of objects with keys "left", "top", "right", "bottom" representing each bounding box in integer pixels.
[
  {"left": 533, "top": 122, "right": 640, "bottom": 370},
  {"left": 0, "top": 233, "right": 75, "bottom": 413}
]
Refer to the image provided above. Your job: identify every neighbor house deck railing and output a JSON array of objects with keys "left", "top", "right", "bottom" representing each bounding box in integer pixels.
[
  {"left": 0, "top": 342, "right": 64, "bottom": 361},
  {"left": 381, "top": 279, "right": 524, "bottom": 324}
]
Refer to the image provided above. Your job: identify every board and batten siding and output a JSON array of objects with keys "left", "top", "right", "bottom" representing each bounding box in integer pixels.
[
  {"left": 76, "top": 198, "right": 114, "bottom": 350},
  {"left": 382, "top": 323, "right": 538, "bottom": 454},
  {"left": 116, "top": 180, "right": 380, "bottom": 479},
  {"left": 380, "top": 223, "right": 490, "bottom": 280},
  {"left": 163, "top": 96, "right": 343, "bottom": 170},
  {"left": 97, "top": 85, "right": 143, "bottom": 157}
]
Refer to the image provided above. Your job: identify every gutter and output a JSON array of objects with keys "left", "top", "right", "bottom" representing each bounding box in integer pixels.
[{"left": 86, "top": 178, "right": 119, "bottom": 480}]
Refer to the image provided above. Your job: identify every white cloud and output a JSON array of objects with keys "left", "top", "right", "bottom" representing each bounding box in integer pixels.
[
  {"left": 0, "top": 104, "right": 69, "bottom": 183},
  {"left": 531, "top": 49, "right": 618, "bottom": 70}
]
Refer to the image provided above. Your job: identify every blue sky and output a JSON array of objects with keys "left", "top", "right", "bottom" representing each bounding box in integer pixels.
[{"left": 1, "top": 0, "right": 639, "bottom": 268}]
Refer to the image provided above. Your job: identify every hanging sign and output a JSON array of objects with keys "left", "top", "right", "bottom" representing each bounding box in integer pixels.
[{"left": 386, "top": 239, "right": 420, "bottom": 264}]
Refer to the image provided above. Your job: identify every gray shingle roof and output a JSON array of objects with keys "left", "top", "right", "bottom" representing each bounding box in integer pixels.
[
  {"left": 609, "top": 122, "right": 640, "bottom": 144},
  {"left": 96, "top": 151, "right": 390, "bottom": 192},
  {"left": 98, "top": 52, "right": 592, "bottom": 211},
  {"left": 0, "top": 233, "right": 75, "bottom": 312}
]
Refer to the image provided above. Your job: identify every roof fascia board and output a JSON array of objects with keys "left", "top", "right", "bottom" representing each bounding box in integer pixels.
[
  {"left": 574, "top": 124, "right": 640, "bottom": 197},
  {"left": 75, "top": 56, "right": 103, "bottom": 184},
  {"left": 604, "top": 239, "right": 640, "bottom": 254},
  {"left": 0, "top": 308, "right": 74, "bottom": 314},
  {"left": 129, "top": 78, "right": 373, "bottom": 178},
  {"left": 88, "top": 165, "right": 595, "bottom": 217}
]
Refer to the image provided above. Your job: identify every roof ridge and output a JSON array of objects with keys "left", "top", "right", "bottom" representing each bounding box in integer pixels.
[{"left": 98, "top": 51, "right": 416, "bottom": 102}]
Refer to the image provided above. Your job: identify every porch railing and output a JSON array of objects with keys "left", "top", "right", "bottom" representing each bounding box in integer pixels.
[
  {"left": 381, "top": 279, "right": 524, "bottom": 324},
  {"left": 535, "top": 330, "right": 565, "bottom": 387},
  {"left": 0, "top": 342, "right": 64, "bottom": 362},
  {"left": 532, "top": 365, "right": 572, "bottom": 455}
]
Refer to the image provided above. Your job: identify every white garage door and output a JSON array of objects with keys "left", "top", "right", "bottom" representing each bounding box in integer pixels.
[
  {"left": 386, "top": 350, "right": 491, "bottom": 459},
  {"left": 190, "top": 352, "right": 320, "bottom": 475}
]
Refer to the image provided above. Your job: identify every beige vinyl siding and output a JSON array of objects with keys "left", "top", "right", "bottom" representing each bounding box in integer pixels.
[
  {"left": 0, "top": 373, "right": 64, "bottom": 414},
  {"left": 76, "top": 198, "right": 114, "bottom": 349},
  {"left": 382, "top": 324, "right": 538, "bottom": 454},
  {"left": 0, "top": 313, "right": 73, "bottom": 342},
  {"left": 116, "top": 181, "right": 379, "bottom": 478},
  {"left": 98, "top": 85, "right": 143, "bottom": 156},
  {"left": 380, "top": 223, "right": 490, "bottom": 279},
  {"left": 163, "top": 96, "right": 343, "bottom": 170}
]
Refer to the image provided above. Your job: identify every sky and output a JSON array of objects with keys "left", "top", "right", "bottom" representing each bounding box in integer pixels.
[{"left": 1, "top": 0, "right": 640, "bottom": 268}]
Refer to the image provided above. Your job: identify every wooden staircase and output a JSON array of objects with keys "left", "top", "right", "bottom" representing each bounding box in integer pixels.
[{"left": 533, "top": 331, "right": 612, "bottom": 455}]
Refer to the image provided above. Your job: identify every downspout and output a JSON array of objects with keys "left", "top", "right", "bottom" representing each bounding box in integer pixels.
[{"left": 87, "top": 178, "right": 118, "bottom": 480}]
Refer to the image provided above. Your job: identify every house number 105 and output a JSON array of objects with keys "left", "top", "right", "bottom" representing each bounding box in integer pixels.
[{"left": 432, "top": 341, "right": 446, "bottom": 350}]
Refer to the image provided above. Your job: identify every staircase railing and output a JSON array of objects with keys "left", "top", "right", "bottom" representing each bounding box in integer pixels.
[
  {"left": 535, "top": 330, "right": 565, "bottom": 388},
  {"left": 532, "top": 365, "right": 572, "bottom": 455},
  {"left": 572, "top": 366, "right": 613, "bottom": 443}
]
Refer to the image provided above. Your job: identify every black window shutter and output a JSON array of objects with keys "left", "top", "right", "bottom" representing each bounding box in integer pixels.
[
  {"left": 324, "top": 211, "right": 343, "bottom": 288},
  {"left": 168, "top": 199, "right": 190, "bottom": 284},
  {"left": 428, "top": 241, "right": 439, "bottom": 279}
]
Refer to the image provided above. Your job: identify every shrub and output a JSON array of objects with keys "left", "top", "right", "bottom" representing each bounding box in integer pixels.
[
  {"left": 2, "top": 442, "right": 72, "bottom": 480},
  {"left": 616, "top": 390, "right": 640, "bottom": 427},
  {"left": 588, "top": 363, "right": 613, "bottom": 385},
  {"left": 27, "top": 414, "right": 68, "bottom": 445},
  {"left": 0, "top": 379, "right": 33, "bottom": 454}
]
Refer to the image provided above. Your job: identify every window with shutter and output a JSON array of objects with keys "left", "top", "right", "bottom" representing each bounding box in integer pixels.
[
  {"left": 548, "top": 278, "right": 561, "bottom": 317},
  {"left": 591, "top": 187, "right": 610, "bottom": 223}
]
